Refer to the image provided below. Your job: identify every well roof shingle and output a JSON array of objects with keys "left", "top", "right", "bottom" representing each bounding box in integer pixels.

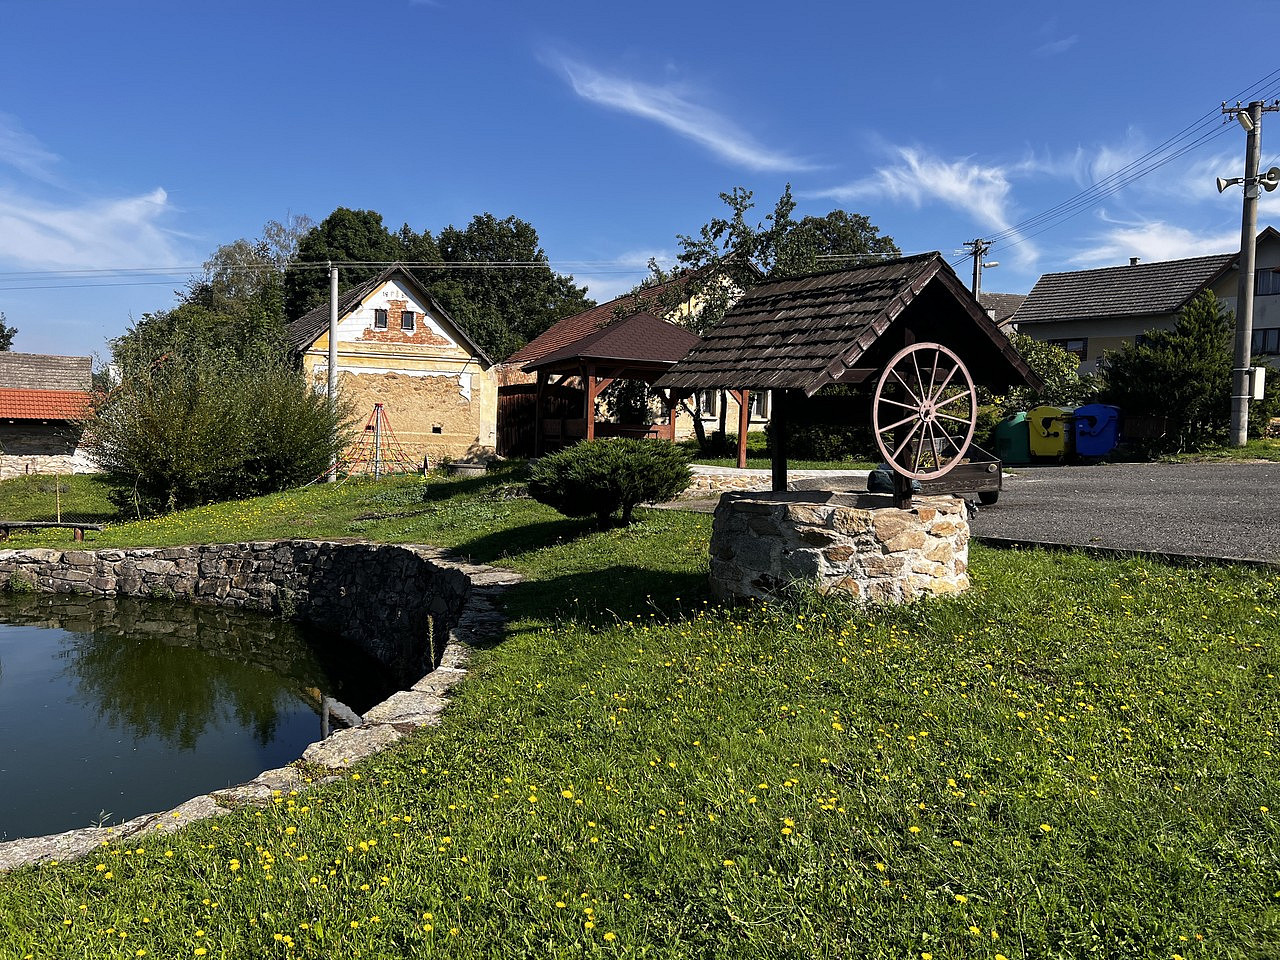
[{"left": 654, "top": 253, "right": 1038, "bottom": 396}]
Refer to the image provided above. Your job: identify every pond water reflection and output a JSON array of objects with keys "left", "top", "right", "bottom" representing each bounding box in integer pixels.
[{"left": 0, "top": 593, "right": 396, "bottom": 841}]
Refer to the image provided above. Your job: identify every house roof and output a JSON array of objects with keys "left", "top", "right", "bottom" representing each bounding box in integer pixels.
[
  {"left": 0, "top": 352, "right": 92, "bottom": 391},
  {"left": 0, "top": 388, "right": 92, "bottom": 421},
  {"left": 1013, "top": 253, "right": 1236, "bottom": 325},
  {"left": 655, "top": 253, "right": 1039, "bottom": 396},
  {"left": 523, "top": 312, "right": 701, "bottom": 372},
  {"left": 505, "top": 270, "right": 702, "bottom": 366},
  {"left": 286, "top": 264, "right": 492, "bottom": 365},
  {"left": 979, "top": 292, "right": 1026, "bottom": 325}
]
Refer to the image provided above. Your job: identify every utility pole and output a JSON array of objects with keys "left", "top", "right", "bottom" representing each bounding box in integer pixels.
[
  {"left": 1220, "top": 100, "right": 1280, "bottom": 447},
  {"left": 327, "top": 262, "right": 339, "bottom": 480},
  {"left": 963, "top": 238, "right": 993, "bottom": 300}
]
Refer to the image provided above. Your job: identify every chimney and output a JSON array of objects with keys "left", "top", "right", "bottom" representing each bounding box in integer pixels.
[{"left": 1129, "top": 257, "right": 1140, "bottom": 266}]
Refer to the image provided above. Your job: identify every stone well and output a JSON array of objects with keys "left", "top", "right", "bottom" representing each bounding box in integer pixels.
[{"left": 709, "top": 491, "right": 970, "bottom": 603}]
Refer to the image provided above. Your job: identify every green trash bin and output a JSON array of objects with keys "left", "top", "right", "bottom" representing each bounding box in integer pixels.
[
  {"left": 993, "top": 412, "right": 1031, "bottom": 465},
  {"left": 1027, "top": 405, "right": 1074, "bottom": 460}
]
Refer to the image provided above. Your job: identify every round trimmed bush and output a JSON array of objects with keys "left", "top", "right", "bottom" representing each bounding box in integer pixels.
[{"left": 527, "top": 438, "right": 692, "bottom": 527}]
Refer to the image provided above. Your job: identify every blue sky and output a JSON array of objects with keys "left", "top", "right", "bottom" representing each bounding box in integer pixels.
[{"left": 3, "top": 0, "right": 1280, "bottom": 360}]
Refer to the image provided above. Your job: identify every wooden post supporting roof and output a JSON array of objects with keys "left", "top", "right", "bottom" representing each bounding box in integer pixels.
[
  {"left": 733, "top": 390, "right": 749, "bottom": 469},
  {"left": 770, "top": 390, "right": 787, "bottom": 492}
]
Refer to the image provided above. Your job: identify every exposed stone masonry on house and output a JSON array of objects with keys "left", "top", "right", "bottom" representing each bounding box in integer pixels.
[{"left": 710, "top": 492, "right": 970, "bottom": 603}]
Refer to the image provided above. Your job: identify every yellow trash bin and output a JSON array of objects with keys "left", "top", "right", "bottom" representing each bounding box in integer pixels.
[{"left": 1027, "top": 405, "right": 1074, "bottom": 460}]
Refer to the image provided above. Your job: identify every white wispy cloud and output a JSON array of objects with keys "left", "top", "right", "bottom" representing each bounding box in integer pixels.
[
  {"left": 1035, "top": 35, "right": 1079, "bottom": 57},
  {"left": 572, "top": 248, "right": 678, "bottom": 303},
  {"left": 0, "top": 113, "right": 61, "bottom": 184},
  {"left": 0, "top": 186, "right": 184, "bottom": 269},
  {"left": 1068, "top": 216, "right": 1240, "bottom": 266},
  {"left": 555, "top": 58, "right": 813, "bottom": 173},
  {"left": 813, "top": 147, "right": 1035, "bottom": 262}
]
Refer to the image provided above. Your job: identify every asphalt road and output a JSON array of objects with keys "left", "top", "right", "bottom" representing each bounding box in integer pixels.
[{"left": 972, "top": 461, "right": 1280, "bottom": 563}]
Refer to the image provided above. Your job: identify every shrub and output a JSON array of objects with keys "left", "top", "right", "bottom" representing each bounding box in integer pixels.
[
  {"left": 81, "top": 351, "right": 351, "bottom": 514},
  {"left": 527, "top": 438, "right": 691, "bottom": 527}
]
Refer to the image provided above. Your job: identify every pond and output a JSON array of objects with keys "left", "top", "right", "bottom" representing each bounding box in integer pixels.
[{"left": 0, "top": 592, "right": 398, "bottom": 842}]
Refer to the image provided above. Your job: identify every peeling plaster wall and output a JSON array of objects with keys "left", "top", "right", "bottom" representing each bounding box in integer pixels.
[{"left": 300, "top": 278, "right": 498, "bottom": 462}]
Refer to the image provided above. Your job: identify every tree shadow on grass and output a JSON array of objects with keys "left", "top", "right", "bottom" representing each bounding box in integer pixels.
[
  {"left": 445, "top": 518, "right": 598, "bottom": 565},
  {"left": 495, "top": 565, "right": 712, "bottom": 632}
]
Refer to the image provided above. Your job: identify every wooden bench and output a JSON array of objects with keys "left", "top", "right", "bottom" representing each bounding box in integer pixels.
[{"left": 0, "top": 520, "right": 104, "bottom": 542}]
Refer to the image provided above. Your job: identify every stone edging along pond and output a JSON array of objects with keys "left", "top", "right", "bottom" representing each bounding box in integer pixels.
[{"left": 0, "top": 540, "right": 521, "bottom": 872}]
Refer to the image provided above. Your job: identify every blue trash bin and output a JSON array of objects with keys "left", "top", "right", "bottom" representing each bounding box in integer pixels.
[{"left": 1073, "top": 403, "right": 1120, "bottom": 459}]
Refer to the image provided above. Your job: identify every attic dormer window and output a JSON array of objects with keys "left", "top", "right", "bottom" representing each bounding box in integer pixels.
[
  {"left": 401, "top": 310, "right": 416, "bottom": 331},
  {"left": 373, "top": 309, "right": 388, "bottom": 329}
]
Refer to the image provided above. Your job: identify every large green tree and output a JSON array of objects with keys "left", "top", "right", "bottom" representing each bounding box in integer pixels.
[
  {"left": 283, "top": 208, "right": 592, "bottom": 360},
  {"left": 0, "top": 312, "right": 15, "bottom": 351},
  {"left": 114, "top": 215, "right": 312, "bottom": 371},
  {"left": 431, "top": 214, "right": 593, "bottom": 360}
]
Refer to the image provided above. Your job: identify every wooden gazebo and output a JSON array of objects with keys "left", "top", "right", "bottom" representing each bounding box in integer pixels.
[
  {"left": 523, "top": 311, "right": 702, "bottom": 455},
  {"left": 654, "top": 253, "right": 1041, "bottom": 496}
]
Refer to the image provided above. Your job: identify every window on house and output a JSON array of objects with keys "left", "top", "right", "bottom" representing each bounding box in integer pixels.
[
  {"left": 748, "top": 391, "right": 770, "bottom": 420},
  {"left": 401, "top": 310, "right": 416, "bottom": 331},
  {"left": 1256, "top": 269, "right": 1280, "bottom": 296},
  {"left": 373, "top": 309, "right": 388, "bottom": 329},
  {"left": 1253, "top": 327, "right": 1280, "bottom": 355},
  {"left": 696, "top": 389, "right": 718, "bottom": 418},
  {"left": 1048, "top": 338, "right": 1088, "bottom": 361}
]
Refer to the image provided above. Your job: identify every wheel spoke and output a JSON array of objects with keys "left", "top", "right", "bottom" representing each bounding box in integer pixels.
[
  {"left": 926, "top": 364, "right": 959, "bottom": 404},
  {"left": 878, "top": 412, "right": 921, "bottom": 434},
  {"left": 879, "top": 396, "right": 923, "bottom": 412},
  {"left": 927, "top": 349, "right": 941, "bottom": 402},
  {"left": 912, "top": 351, "right": 926, "bottom": 403},
  {"left": 925, "top": 422, "right": 942, "bottom": 469},
  {"left": 891, "top": 369, "right": 923, "bottom": 405},
  {"left": 892, "top": 421, "right": 924, "bottom": 462},
  {"left": 935, "top": 391, "right": 974, "bottom": 411},
  {"left": 936, "top": 411, "right": 973, "bottom": 425}
]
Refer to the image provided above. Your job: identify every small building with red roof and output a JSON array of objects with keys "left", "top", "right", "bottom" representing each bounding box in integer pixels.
[{"left": 0, "top": 353, "right": 96, "bottom": 479}]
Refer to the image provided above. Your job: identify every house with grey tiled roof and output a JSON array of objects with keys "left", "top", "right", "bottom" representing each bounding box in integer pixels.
[
  {"left": 1013, "top": 227, "right": 1280, "bottom": 372},
  {"left": 0, "top": 353, "right": 96, "bottom": 479}
]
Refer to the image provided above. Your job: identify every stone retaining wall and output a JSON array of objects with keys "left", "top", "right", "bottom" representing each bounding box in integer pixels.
[
  {"left": 0, "top": 541, "right": 469, "bottom": 686},
  {"left": 0, "top": 540, "right": 521, "bottom": 871},
  {"left": 710, "top": 492, "right": 970, "bottom": 603}
]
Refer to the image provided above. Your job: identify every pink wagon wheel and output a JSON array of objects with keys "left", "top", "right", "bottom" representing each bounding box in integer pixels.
[{"left": 872, "top": 342, "right": 978, "bottom": 481}]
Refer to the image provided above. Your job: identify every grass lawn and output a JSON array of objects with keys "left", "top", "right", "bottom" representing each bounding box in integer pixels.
[
  {"left": 0, "top": 473, "right": 126, "bottom": 525},
  {"left": 0, "top": 471, "right": 1277, "bottom": 958},
  {"left": 681, "top": 433, "right": 877, "bottom": 471},
  {"left": 1161, "top": 438, "right": 1280, "bottom": 463}
]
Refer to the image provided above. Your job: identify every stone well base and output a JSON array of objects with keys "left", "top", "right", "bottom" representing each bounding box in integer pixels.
[{"left": 710, "top": 491, "right": 970, "bottom": 603}]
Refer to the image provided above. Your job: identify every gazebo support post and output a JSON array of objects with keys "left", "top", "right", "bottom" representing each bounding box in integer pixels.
[
  {"left": 770, "top": 389, "right": 788, "bottom": 492},
  {"left": 534, "top": 370, "right": 548, "bottom": 456},
  {"left": 735, "top": 390, "right": 749, "bottom": 469},
  {"left": 892, "top": 470, "right": 913, "bottom": 510}
]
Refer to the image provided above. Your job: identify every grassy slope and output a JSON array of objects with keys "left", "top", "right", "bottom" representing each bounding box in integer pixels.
[{"left": 0, "top": 472, "right": 1277, "bottom": 958}]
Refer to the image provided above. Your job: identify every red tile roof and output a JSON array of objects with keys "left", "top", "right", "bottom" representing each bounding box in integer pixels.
[{"left": 0, "top": 388, "right": 93, "bottom": 421}]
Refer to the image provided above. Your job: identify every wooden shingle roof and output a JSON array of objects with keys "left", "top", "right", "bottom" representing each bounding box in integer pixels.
[
  {"left": 1013, "top": 253, "right": 1235, "bottom": 325},
  {"left": 655, "top": 253, "right": 1038, "bottom": 396}
]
